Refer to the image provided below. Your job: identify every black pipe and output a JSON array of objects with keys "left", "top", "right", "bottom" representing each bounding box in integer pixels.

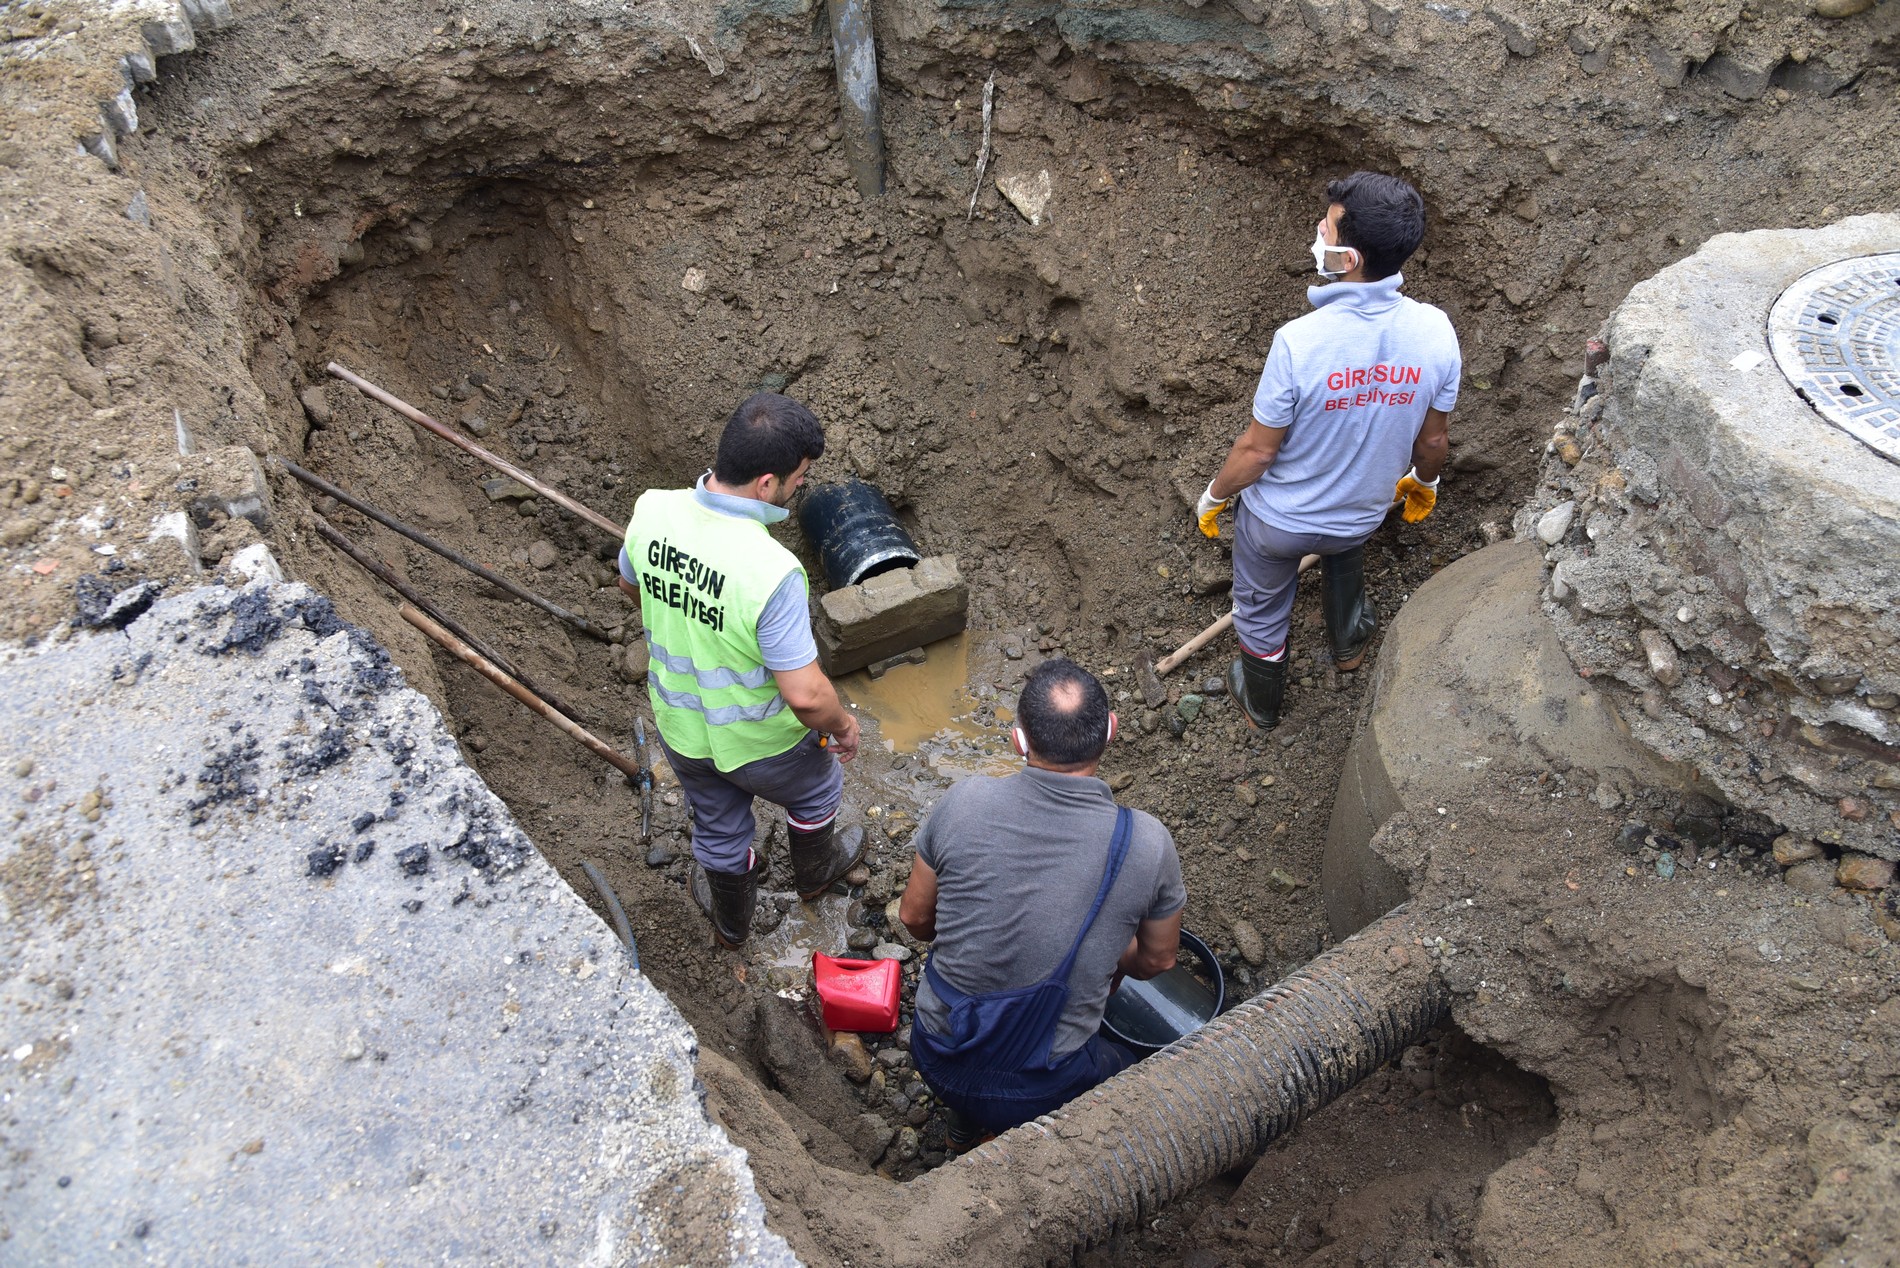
[
  {"left": 272, "top": 457, "right": 612, "bottom": 643},
  {"left": 798, "top": 480, "right": 921, "bottom": 589},
  {"left": 826, "top": 0, "right": 885, "bottom": 199},
  {"left": 581, "top": 859, "right": 639, "bottom": 971}
]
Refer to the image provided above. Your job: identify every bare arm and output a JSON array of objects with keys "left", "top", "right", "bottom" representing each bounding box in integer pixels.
[
  {"left": 1209, "top": 421, "right": 1289, "bottom": 501},
  {"left": 772, "top": 660, "right": 861, "bottom": 761},
  {"left": 1116, "top": 909, "right": 1183, "bottom": 981},
  {"left": 898, "top": 853, "right": 939, "bottom": 942},
  {"left": 1411, "top": 408, "right": 1451, "bottom": 484}
]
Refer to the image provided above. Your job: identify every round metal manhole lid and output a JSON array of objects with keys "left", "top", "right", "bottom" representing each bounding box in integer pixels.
[{"left": 1768, "top": 251, "right": 1900, "bottom": 464}]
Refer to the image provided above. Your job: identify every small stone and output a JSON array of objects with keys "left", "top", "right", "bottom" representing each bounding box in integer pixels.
[
  {"left": 526, "top": 540, "right": 558, "bottom": 570},
  {"left": 618, "top": 642, "right": 649, "bottom": 685},
  {"left": 1137, "top": 658, "right": 1167, "bottom": 708},
  {"left": 1166, "top": 713, "right": 1188, "bottom": 739},
  {"left": 1266, "top": 868, "right": 1305, "bottom": 894},
  {"left": 12, "top": 760, "right": 32, "bottom": 778},
  {"left": 1176, "top": 694, "right": 1205, "bottom": 723},
  {"left": 1865, "top": 693, "right": 1898, "bottom": 710},
  {"left": 342, "top": 1030, "right": 367, "bottom": 1061},
  {"left": 1772, "top": 834, "right": 1822, "bottom": 866},
  {"left": 1, "top": 520, "right": 39, "bottom": 546},
  {"left": 906, "top": 1104, "right": 930, "bottom": 1127},
  {"left": 1202, "top": 676, "right": 1227, "bottom": 697},
  {"left": 1139, "top": 710, "right": 1161, "bottom": 735},
  {"left": 1230, "top": 919, "right": 1267, "bottom": 966},
  {"left": 481, "top": 477, "right": 536, "bottom": 502},
  {"left": 1837, "top": 854, "right": 1895, "bottom": 891},
  {"left": 1535, "top": 500, "right": 1576, "bottom": 545},
  {"left": 1553, "top": 436, "right": 1582, "bottom": 466},
  {"left": 1782, "top": 858, "right": 1835, "bottom": 895},
  {"left": 1813, "top": 0, "right": 1874, "bottom": 17},
  {"left": 1106, "top": 770, "right": 1135, "bottom": 792},
  {"left": 681, "top": 266, "right": 709, "bottom": 293},
  {"left": 466, "top": 734, "right": 490, "bottom": 753},
  {"left": 895, "top": 1125, "right": 922, "bottom": 1161},
  {"left": 844, "top": 864, "right": 871, "bottom": 888},
  {"left": 847, "top": 928, "right": 879, "bottom": 952},
  {"left": 872, "top": 943, "right": 912, "bottom": 963},
  {"left": 876, "top": 1047, "right": 909, "bottom": 1069},
  {"left": 1838, "top": 797, "right": 1870, "bottom": 822},
  {"left": 1615, "top": 822, "right": 1650, "bottom": 855},
  {"left": 1003, "top": 643, "right": 1024, "bottom": 661},
  {"left": 829, "top": 1032, "right": 874, "bottom": 1082},
  {"left": 1639, "top": 628, "right": 1681, "bottom": 687},
  {"left": 1655, "top": 852, "right": 1677, "bottom": 880},
  {"left": 1234, "top": 783, "right": 1258, "bottom": 807},
  {"left": 645, "top": 842, "right": 676, "bottom": 868},
  {"left": 298, "top": 386, "right": 332, "bottom": 428},
  {"left": 396, "top": 845, "right": 429, "bottom": 876}
]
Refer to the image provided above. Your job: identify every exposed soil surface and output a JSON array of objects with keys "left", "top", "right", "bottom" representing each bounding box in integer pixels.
[{"left": 4, "top": 0, "right": 1899, "bottom": 1263}]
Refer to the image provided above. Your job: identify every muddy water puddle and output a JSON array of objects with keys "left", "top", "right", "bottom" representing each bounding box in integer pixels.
[{"left": 840, "top": 632, "right": 1016, "bottom": 779}]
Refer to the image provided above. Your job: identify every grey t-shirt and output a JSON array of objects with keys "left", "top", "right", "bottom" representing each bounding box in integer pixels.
[{"left": 912, "top": 767, "right": 1187, "bottom": 1060}]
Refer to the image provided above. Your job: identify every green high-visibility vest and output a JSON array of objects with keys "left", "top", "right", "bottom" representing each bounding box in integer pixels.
[{"left": 625, "top": 488, "right": 809, "bottom": 771}]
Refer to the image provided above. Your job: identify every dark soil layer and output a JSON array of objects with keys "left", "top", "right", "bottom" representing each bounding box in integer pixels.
[{"left": 3, "top": 0, "right": 1898, "bottom": 1263}]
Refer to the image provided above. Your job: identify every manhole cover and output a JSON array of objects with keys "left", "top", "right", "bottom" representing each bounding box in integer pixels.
[{"left": 1768, "top": 251, "right": 1900, "bottom": 464}]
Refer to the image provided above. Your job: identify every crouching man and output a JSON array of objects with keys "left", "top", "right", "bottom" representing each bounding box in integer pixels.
[{"left": 898, "top": 658, "right": 1185, "bottom": 1142}]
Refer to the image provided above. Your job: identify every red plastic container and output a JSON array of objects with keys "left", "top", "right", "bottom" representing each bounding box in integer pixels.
[{"left": 813, "top": 953, "right": 901, "bottom": 1033}]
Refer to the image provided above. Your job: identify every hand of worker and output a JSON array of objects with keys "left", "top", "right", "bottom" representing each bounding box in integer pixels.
[
  {"left": 826, "top": 713, "right": 862, "bottom": 764},
  {"left": 1394, "top": 468, "right": 1439, "bottom": 523},
  {"left": 1195, "top": 480, "right": 1231, "bottom": 539}
]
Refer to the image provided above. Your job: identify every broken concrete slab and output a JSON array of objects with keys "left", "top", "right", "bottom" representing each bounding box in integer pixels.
[
  {"left": 0, "top": 581, "right": 794, "bottom": 1267},
  {"left": 814, "top": 555, "right": 967, "bottom": 677}
]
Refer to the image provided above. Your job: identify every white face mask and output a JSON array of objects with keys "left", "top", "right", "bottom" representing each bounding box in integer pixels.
[{"left": 1310, "top": 222, "right": 1356, "bottom": 280}]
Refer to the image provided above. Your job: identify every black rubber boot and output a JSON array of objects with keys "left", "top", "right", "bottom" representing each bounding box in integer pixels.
[
  {"left": 1227, "top": 654, "right": 1287, "bottom": 731},
  {"left": 789, "top": 821, "right": 864, "bottom": 901},
  {"left": 691, "top": 851, "right": 767, "bottom": 948},
  {"left": 1320, "top": 546, "right": 1378, "bottom": 671}
]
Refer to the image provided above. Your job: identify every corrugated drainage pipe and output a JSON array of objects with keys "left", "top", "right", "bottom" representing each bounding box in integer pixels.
[
  {"left": 891, "top": 907, "right": 1446, "bottom": 1267},
  {"left": 826, "top": 0, "right": 885, "bottom": 199}
]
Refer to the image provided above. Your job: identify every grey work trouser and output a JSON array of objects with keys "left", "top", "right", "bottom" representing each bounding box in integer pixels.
[
  {"left": 659, "top": 730, "right": 843, "bottom": 873},
  {"left": 1231, "top": 503, "right": 1371, "bottom": 658}
]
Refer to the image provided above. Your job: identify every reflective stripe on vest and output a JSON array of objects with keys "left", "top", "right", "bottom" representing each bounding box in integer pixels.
[{"left": 627, "top": 487, "right": 810, "bottom": 770}]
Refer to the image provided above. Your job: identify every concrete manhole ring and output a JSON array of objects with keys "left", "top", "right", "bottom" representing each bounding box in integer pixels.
[{"left": 1768, "top": 251, "right": 1900, "bottom": 463}]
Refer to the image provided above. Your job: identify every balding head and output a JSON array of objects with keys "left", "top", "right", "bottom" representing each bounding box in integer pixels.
[{"left": 1018, "top": 658, "right": 1112, "bottom": 769}]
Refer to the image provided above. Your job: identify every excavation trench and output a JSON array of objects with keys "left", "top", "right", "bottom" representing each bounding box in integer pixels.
[{"left": 88, "top": 1, "right": 1900, "bottom": 1262}]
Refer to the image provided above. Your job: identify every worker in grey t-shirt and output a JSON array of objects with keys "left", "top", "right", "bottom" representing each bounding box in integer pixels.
[
  {"left": 1196, "top": 171, "right": 1462, "bottom": 733},
  {"left": 899, "top": 658, "right": 1185, "bottom": 1144}
]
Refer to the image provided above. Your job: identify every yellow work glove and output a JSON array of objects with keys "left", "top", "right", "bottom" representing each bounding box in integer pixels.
[
  {"left": 1394, "top": 467, "right": 1439, "bottom": 523},
  {"left": 1195, "top": 481, "right": 1231, "bottom": 539}
]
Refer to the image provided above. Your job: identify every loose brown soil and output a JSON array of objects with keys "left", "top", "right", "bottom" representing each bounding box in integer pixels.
[{"left": 4, "top": 0, "right": 1898, "bottom": 1263}]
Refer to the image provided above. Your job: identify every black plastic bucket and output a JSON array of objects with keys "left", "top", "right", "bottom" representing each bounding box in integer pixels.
[
  {"left": 1100, "top": 927, "right": 1226, "bottom": 1055},
  {"left": 798, "top": 480, "right": 921, "bottom": 589}
]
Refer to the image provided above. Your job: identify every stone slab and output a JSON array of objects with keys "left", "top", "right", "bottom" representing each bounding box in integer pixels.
[
  {"left": 815, "top": 554, "right": 967, "bottom": 677},
  {"left": 0, "top": 582, "right": 795, "bottom": 1266}
]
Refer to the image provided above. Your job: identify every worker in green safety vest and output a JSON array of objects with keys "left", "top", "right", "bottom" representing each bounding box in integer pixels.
[{"left": 619, "top": 393, "right": 862, "bottom": 947}]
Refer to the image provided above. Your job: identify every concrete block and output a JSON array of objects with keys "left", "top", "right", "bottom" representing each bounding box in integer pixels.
[
  {"left": 815, "top": 555, "right": 967, "bottom": 676},
  {"left": 0, "top": 582, "right": 797, "bottom": 1266}
]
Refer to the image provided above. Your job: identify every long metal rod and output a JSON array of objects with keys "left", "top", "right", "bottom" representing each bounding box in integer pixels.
[
  {"left": 398, "top": 603, "right": 644, "bottom": 783},
  {"left": 273, "top": 456, "right": 613, "bottom": 644},
  {"left": 311, "top": 514, "right": 591, "bottom": 726},
  {"left": 325, "top": 360, "right": 623, "bottom": 538}
]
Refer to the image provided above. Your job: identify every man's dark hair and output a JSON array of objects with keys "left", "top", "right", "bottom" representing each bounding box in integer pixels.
[
  {"left": 1324, "top": 172, "right": 1426, "bottom": 281},
  {"left": 1018, "top": 658, "right": 1112, "bottom": 767},
  {"left": 713, "top": 393, "right": 826, "bottom": 486}
]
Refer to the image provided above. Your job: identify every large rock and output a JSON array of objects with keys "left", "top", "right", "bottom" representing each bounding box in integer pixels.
[
  {"left": 1322, "top": 541, "right": 1682, "bottom": 936},
  {"left": 0, "top": 582, "right": 794, "bottom": 1266}
]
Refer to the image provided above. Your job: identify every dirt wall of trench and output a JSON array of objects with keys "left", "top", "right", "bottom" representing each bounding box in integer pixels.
[{"left": 3, "top": 1, "right": 1899, "bottom": 1264}]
